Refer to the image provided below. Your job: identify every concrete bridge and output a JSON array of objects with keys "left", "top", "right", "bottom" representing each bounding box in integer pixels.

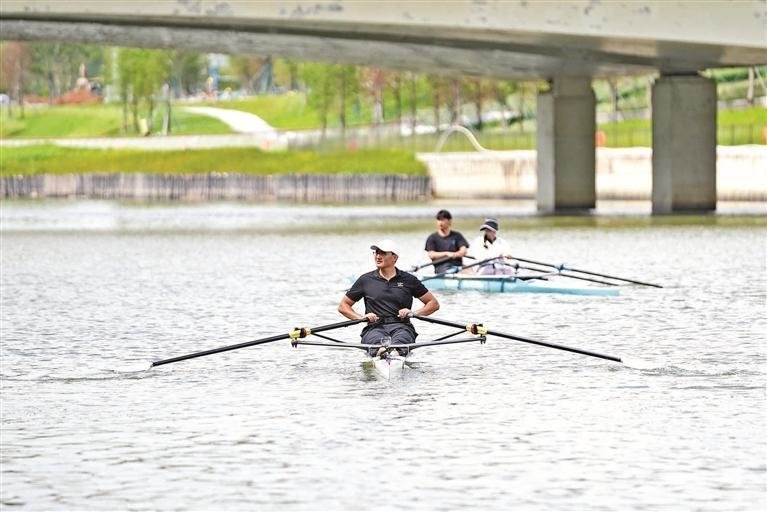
[{"left": 2, "top": 0, "right": 765, "bottom": 213}]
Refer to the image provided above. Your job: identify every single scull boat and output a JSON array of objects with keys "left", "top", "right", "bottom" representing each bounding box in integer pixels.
[{"left": 150, "top": 315, "right": 626, "bottom": 379}]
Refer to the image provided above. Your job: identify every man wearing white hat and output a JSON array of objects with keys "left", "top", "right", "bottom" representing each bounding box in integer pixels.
[
  {"left": 339, "top": 239, "right": 440, "bottom": 355},
  {"left": 468, "top": 218, "right": 515, "bottom": 275}
]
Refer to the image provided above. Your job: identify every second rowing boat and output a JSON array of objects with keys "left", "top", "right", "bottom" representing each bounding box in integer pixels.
[{"left": 420, "top": 273, "right": 620, "bottom": 296}]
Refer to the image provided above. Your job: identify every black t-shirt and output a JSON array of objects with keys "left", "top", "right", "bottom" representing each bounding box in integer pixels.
[
  {"left": 346, "top": 268, "right": 429, "bottom": 321},
  {"left": 425, "top": 231, "right": 469, "bottom": 273}
]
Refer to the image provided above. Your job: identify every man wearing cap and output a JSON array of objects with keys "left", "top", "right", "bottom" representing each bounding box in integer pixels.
[
  {"left": 425, "top": 209, "right": 469, "bottom": 274},
  {"left": 468, "top": 218, "right": 515, "bottom": 275},
  {"left": 339, "top": 239, "right": 440, "bottom": 355}
]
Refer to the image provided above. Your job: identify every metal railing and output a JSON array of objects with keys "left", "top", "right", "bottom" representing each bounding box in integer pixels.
[{"left": 287, "top": 122, "right": 765, "bottom": 153}]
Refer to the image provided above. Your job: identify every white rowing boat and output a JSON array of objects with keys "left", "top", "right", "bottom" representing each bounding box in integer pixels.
[
  {"left": 151, "top": 315, "right": 626, "bottom": 377},
  {"left": 369, "top": 349, "right": 408, "bottom": 379}
]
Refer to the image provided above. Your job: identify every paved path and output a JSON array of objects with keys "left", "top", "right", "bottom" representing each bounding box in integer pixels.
[{"left": 181, "top": 106, "right": 277, "bottom": 134}]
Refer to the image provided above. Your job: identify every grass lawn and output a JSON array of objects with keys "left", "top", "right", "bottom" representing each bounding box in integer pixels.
[
  {"left": 0, "top": 145, "right": 427, "bottom": 176},
  {"left": 598, "top": 106, "right": 767, "bottom": 146},
  {"left": 2, "top": 97, "right": 764, "bottom": 148},
  {"left": 0, "top": 104, "right": 233, "bottom": 138}
]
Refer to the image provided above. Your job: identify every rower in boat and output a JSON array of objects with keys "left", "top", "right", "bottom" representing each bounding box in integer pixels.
[
  {"left": 338, "top": 239, "right": 440, "bottom": 363},
  {"left": 467, "top": 218, "right": 516, "bottom": 275},
  {"left": 425, "top": 209, "right": 470, "bottom": 274}
]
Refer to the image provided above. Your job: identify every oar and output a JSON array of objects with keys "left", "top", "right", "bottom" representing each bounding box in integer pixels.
[
  {"left": 421, "top": 256, "right": 503, "bottom": 282},
  {"left": 511, "top": 256, "right": 663, "bottom": 288},
  {"left": 505, "top": 261, "right": 618, "bottom": 287},
  {"left": 410, "top": 254, "right": 476, "bottom": 273},
  {"left": 151, "top": 318, "right": 368, "bottom": 367},
  {"left": 410, "top": 256, "right": 452, "bottom": 272},
  {"left": 412, "top": 315, "right": 622, "bottom": 363}
]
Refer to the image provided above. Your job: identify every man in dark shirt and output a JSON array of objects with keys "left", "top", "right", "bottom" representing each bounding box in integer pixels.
[
  {"left": 425, "top": 209, "right": 469, "bottom": 274},
  {"left": 339, "top": 239, "right": 440, "bottom": 355}
]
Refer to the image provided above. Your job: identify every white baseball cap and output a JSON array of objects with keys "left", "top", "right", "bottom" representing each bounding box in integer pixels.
[{"left": 370, "top": 239, "right": 400, "bottom": 256}]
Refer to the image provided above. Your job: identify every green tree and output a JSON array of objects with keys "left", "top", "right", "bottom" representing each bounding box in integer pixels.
[
  {"left": 274, "top": 59, "right": 300, "bottom": 91},
  {"left": 0, "top": 41, "right": 30, "bottom": 118},
  {"left": 112, "top": 48, "right": 171, "bottom": 134},
  {"left": 171, "top": 51, "right": 205, "bottom": 96},
  {"left": 426, "top": 75, "right": 449, "bottom": 131},
  {"left": 26, "top": 42, "right": 102, "bottom": 100},
  {"left": 302, "top": 62, "right": 337, "bottom": 137},
  {"left": 229, "top": 55, "right": 267, "bottom": 93},
  {"left": 493, "top": 80, "right": 518, "bottom": 128},
  {"left": 463, "top": 78, "right": 493, "bottom": 131},
  {"left": 336, "top": 65, "right": 359, "bottom": 136},
  {"left": 362, "top": 68, "right": 386, "bottom": 125}
]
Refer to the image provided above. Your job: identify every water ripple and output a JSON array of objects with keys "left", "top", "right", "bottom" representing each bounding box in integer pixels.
[{"left": 1, "top": 202, "right": 765, "bottom": 511}]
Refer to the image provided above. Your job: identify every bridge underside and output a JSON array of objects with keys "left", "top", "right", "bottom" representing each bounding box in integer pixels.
[
  {"left": 2, "top": 3, "right": 765, "bottom": 214},
  {"left": 1, "top": 20, "right": 663, "bottom": 80},
  {"left": 2, "top": 17, "right": 764, "bottom": 79}
]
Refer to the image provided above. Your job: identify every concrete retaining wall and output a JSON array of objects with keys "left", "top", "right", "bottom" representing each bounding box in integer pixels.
[
  {"left": 418, "top": 146, "right": 767, "bottom": 201},
  {"left": 0, "top": 173, "right": 431, "bottom": 202}
]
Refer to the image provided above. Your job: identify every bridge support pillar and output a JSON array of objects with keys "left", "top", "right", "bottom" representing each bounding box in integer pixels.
[
  {"left": 536, "top": 76, "right": 596, "bottom": 214},
  {"left": 652, "top": 74, "right": 717, "bottom": 213}
]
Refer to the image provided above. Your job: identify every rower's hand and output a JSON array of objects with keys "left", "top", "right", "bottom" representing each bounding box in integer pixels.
[
  {"left": 363, "top": 313, "right": 379, "bottom": 323},
  {"left": 397, "top": 308, "right": 411, "bottom": 319}
]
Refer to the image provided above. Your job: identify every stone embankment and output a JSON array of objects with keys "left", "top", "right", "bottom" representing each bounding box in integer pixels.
[{"left": 0, "top": 173, "right": 430, "bottom": 202}]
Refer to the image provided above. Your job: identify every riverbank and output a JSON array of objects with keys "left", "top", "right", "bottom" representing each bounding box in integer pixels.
[{"left": 3, "top": 146, "right": 764, "bottom": 202}]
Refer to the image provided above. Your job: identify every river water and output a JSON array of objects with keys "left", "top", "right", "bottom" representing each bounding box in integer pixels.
[{"left": 1, "top": 200, "right": 765, "bottom": 511}]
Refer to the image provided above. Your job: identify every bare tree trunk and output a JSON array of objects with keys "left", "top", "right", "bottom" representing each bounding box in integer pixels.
[
  {"left": 147, "top": 98, "right": 155, "bottom": 133},
  {"left": 15, "top": 59, "right": 25, "bottom": 119},
  {"left": 122, "top": 94, "right": 128, "bottom": 134},
  {"left": 131, "top": 94, "right": 139, "bottom": 133},
  {"left": 450, "top": 79, "right": 460, "bottom": 125},
  {"left": 494, "top": 86, "right": 511, "bottom": 128},
  {"left": 646, "top": 76, "right": 653, "bottom": 119},
  {"left": 433, "top": 90, "right": 441, "bottom": 133},
  {"left": 747, "top": 67, "right": 755, "bottom": 106},
  {"left": 18, "top": 84, "right": 24, "bottom": 120},
  {"left": 289, "top": 64, "right": 298, "bottom": 91},
  {"left": 393, "top": 74, "right": 402, "bottom": 130},
  {"left": 321, "top": 79, "right": 329, "bottom": 140},
  {"left": 339, "top": 72, "right": 347, "bottom": 138},
  {"left": 474, "top": 81, "right": 483, "bottom": 131},
  {"left": 518, "top": 85, "right": 525, "bottom": 132},
  {"left": 608, "top": 78, "right": 619, "bottom": 123},
  {"left": 373, "top": 83, "right": 384, "bottom": 126},
  {"left": 410, "top": 73, "right": 417, "bottom": 136},
  {"left": 162, "top": 83, "right": 171, "bottom": 135}
]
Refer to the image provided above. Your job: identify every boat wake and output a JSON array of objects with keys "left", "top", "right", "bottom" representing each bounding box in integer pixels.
[
  {"left": 1, "top": 363, "right": 154, "bottom": 383},
  {"left": 620, "top": 362, "right": 764, "bottom": 378},
  {"left": 619, "top": 357, "right": 659, "bottom": 370}
]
